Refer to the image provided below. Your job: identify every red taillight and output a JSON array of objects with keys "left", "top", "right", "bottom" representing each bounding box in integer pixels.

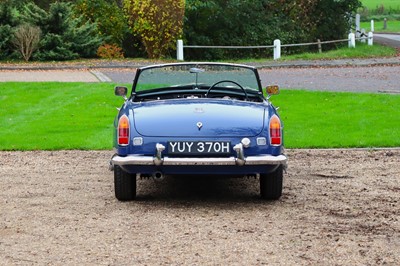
[
  {"left": 269, "top": 115, "right": 281, "bottom": 146},
  {"left": 118, "top": 115, "right": 129, "bottom": 146}
]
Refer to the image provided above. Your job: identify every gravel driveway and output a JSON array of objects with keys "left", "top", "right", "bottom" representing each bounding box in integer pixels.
[{"left": 1, "top": 149, "right": 399, "bottom": 265}]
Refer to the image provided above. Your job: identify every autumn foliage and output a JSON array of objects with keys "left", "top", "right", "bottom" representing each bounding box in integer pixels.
[
  {"left": 97, "top": 44, "right": 124, "bottom": 59},
  {"left": 123, "top": 0, "right": 185, "bottom": 59}
]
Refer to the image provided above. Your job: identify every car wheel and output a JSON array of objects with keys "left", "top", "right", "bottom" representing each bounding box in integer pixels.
[
  {"left": 114, "top": 165, "right": 136, "bottom": 201},
  {"left": 260, "top": 165, "right": 283, "bottom": 200}
]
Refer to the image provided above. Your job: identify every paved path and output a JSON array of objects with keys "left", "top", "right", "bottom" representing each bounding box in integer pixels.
[
  {"left": 0, "top": 69, "right": 99, "bottom": 82},
  {"left": 1, "top": 57, "right": 399, "bottom": 93},
  {"left": 374, "top": 33, "right": 400, "bottom": 48},
  {"left": 258, "top": 65, "right": 400, "bottom": 93},
  {"left": 375, "top": 33, "right": 400, "bottom": 42}
]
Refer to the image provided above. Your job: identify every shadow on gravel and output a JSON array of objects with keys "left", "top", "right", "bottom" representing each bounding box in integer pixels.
[{"left": 132, "top": 175, "right": 280, "bottom": 205}]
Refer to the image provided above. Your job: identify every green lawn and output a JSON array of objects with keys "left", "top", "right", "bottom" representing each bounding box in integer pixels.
[
  {"left": 360, "top": 20, "right": 400, "bottom": 32},
  {"left": 1, "top": 82, "right": 399, "bottom": 150},
  {"left": 361, "top": 0, "right": 400, "bottom": 9},
  {"left": 0, "top": 82, "right": 122, "bottom": 150},
  {"left": 234, "top": 43, "right": 397, "bottom": 63},
  {"left": 281, "top": 43, "right": 396, "bottom": 60},
  {"left": 273, "top": 90, "right": 400, "bottom": 148}
]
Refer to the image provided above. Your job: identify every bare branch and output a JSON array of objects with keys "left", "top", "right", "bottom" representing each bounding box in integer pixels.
[{"left": 12, "top": 24, "right": 41, "bottom": 62}]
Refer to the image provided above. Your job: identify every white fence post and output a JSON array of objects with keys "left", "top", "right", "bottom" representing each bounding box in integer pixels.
[
  {"left": 273, "top": 39, "right": 281, "bottom": 60},
  {"left": 348, "top": 33, "right": 355, "bottom": 48},
  {"left": 368, "top": 32, "right": 373, "bottom": 46},
  {"left": 355, "top": 14, "right": 361, "bottom": 38},
  {"left": 371, "top": 20, "right": 374, "bottom": 32},
  {"left": 177, "top": 39, "right": 184, "bottom": 61}
]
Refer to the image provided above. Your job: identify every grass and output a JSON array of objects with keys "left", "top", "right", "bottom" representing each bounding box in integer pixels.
[
  {"left": 280, "top": 43, "right": 397, "bottom": 60},
  {"left": 1, "top": 82, "right": 400, "bottom": 150},
  {"left": 361, "top": 0, "right": 400, "bottom": 10},
  {"left": 233, "top": 43, "right": 397, "bottom": 63},
  {"left": 0, "top": 82, "right": 122, "bottom": 150},
  {"left": 273, "top": 90, "right": 400, "bottom": 148},
  {"left": 360, "top": 20, "right": 400, "bottom": 32}
]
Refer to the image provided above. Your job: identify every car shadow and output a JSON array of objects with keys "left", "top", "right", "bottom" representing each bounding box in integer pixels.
[{"left": 133, "top": 175, "right": 277, "bottom": 205}]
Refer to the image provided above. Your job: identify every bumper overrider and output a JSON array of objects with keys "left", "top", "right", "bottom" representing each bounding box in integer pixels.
[{"left": 110, "top": 143, "right": 287, "bottom": 170}]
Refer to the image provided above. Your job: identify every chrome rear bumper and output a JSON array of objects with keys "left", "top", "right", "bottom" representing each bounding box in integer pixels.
[{"left": 111, "top": 154, "right": 287, "bottom": 167}]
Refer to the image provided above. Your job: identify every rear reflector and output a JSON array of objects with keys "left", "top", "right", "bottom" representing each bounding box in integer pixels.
[
  {"left": 118, "top": 115, "right": 129, "bottom": 146},
  {"left": 269, "top": 115, "right": 281, "bottom": 146}
]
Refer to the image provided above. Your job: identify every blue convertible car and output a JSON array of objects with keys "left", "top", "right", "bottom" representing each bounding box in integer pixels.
[{"left": 110, "top": 63, "right": 287, "bottom": 201}]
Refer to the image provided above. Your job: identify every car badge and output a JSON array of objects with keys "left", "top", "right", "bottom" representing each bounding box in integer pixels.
[
  {"left": 197, "top": 122, "right": 203, "bottom": 130},
  {"left": 194, "top": 108, "right": 204, "bottom": 113}
]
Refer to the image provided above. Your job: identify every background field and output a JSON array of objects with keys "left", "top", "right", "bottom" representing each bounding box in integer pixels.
[
  {"left": 361, "top": 0, "right": 400, "bottom": 9},
  {"left": 360, "top": 20, "right": 400, "bottom": 32},
  {"left": 359, "top": 0, "right": 400, "bottom": 32},
  {"left": 1, "top": 82, "right": 399, "bottom": 150}
]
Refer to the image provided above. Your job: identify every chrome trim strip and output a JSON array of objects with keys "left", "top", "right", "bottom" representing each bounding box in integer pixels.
[{"left": 112, "top": 154, "right": 287, "bottom": 166}]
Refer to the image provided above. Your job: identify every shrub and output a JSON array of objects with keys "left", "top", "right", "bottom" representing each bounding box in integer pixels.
[
  {"left": 12, "top": 24, "right": 41, "bottom": 61},
  {"left": 97, "top": 44, "right": 124, "bottom": 59},
  {"left": 183, "top": 0, "right": 309, "bottom": 60},
  {"left": 183, "top": 0, "right": 362, "bottom": 60},
  {"left": 124, "top": 0, "right": 185, "bottom": 59}
]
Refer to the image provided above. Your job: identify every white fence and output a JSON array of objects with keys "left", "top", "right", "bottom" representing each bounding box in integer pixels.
[{"left": 177, "top": 32, "right": 373, "bottom": 61}]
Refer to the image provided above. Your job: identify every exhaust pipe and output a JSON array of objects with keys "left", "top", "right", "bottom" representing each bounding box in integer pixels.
[{"left": 152, "top": 171, "right": 164, "bottom": 181}]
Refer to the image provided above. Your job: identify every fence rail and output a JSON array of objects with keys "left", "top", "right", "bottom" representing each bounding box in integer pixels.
[
  {"left": 176, "top": 32, "right": 373, "bottom": 61},
  {"left": 183, "top": 45, "right": 275, "bottom": 49}
]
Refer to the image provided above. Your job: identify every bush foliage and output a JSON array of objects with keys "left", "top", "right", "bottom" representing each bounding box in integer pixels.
[
  {"left": 0, "top": 0, "right": 103, "bottom": 61},
  {"left": 97, "top": 44, "right": 124, "bottom": 59},
  {"left": 0, "top": 1, "right": 18, "bottom": 58},
  {"left": 74, "top": 0, "right": 128, "bottom": 46},
  {"left": 124, "top": 0, "right": 185, "bottom": 59},
  {"left": 21, "top": 2, "right": 103, "bottom": 60},
  {"left": 184, "top": 0, "right": 362, "bottom": 60},
  {"left": 0, "top": 0, "right": 362, "bottom": 60}
]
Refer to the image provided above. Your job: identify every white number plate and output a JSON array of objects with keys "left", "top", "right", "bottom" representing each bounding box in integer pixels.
[{"left": 168, "top": 141, "right": 230, "bottom": 155}]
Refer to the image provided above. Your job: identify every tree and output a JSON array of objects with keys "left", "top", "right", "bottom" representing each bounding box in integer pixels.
[
  {"left": 20, "top": 2, "right": 104, "bottom": 60},
  {"left": 183, "top": 0, "right": 362, "bottom": 60},
  {"left": 184, "top": 0, "right": 301, "bottom": 59},
  {"left": 262, "top": 0, "right": 362, "bottom": 42},
  {"left": 0, "top": 0, "right": 30, "bottom": 10},
  {"left": 75, "top": 0, "right": 128, "bottom": 46},
  {"left": 32, "top": 0, "right": 76, "bottom": 10},
  {"left": 123, "top": 0, "right": 185, "bottom": 59},
  {"left": 0, "top": 0, "right": 24, "bottom": 59},
  {"left": 311, "top": 0, "right": 362, "bottom": 41},
  {"left": 12, "top": 24, "right": 41, "bottom": 61}
]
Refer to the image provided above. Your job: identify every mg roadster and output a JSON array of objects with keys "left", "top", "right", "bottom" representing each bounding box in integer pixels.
[{"left": 110, "top": 63, "right": 287, "bottom": 200}]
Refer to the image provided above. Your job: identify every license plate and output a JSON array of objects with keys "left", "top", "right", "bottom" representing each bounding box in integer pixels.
[{"left": 168, "top": 141, "right": 230, "bottom": 155}]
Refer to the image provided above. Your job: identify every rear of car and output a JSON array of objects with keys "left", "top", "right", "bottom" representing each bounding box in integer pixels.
[{"left": 110, "top": 63, "right": 287, "bottom": 201}]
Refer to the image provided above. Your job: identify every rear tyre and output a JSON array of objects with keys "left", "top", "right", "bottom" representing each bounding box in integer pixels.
[
  {"left": 114, "top": 165, "right": 136, "bottom": 201},
  {"left": 260, "top": 165, "right": 283, "bottom": 200}
]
